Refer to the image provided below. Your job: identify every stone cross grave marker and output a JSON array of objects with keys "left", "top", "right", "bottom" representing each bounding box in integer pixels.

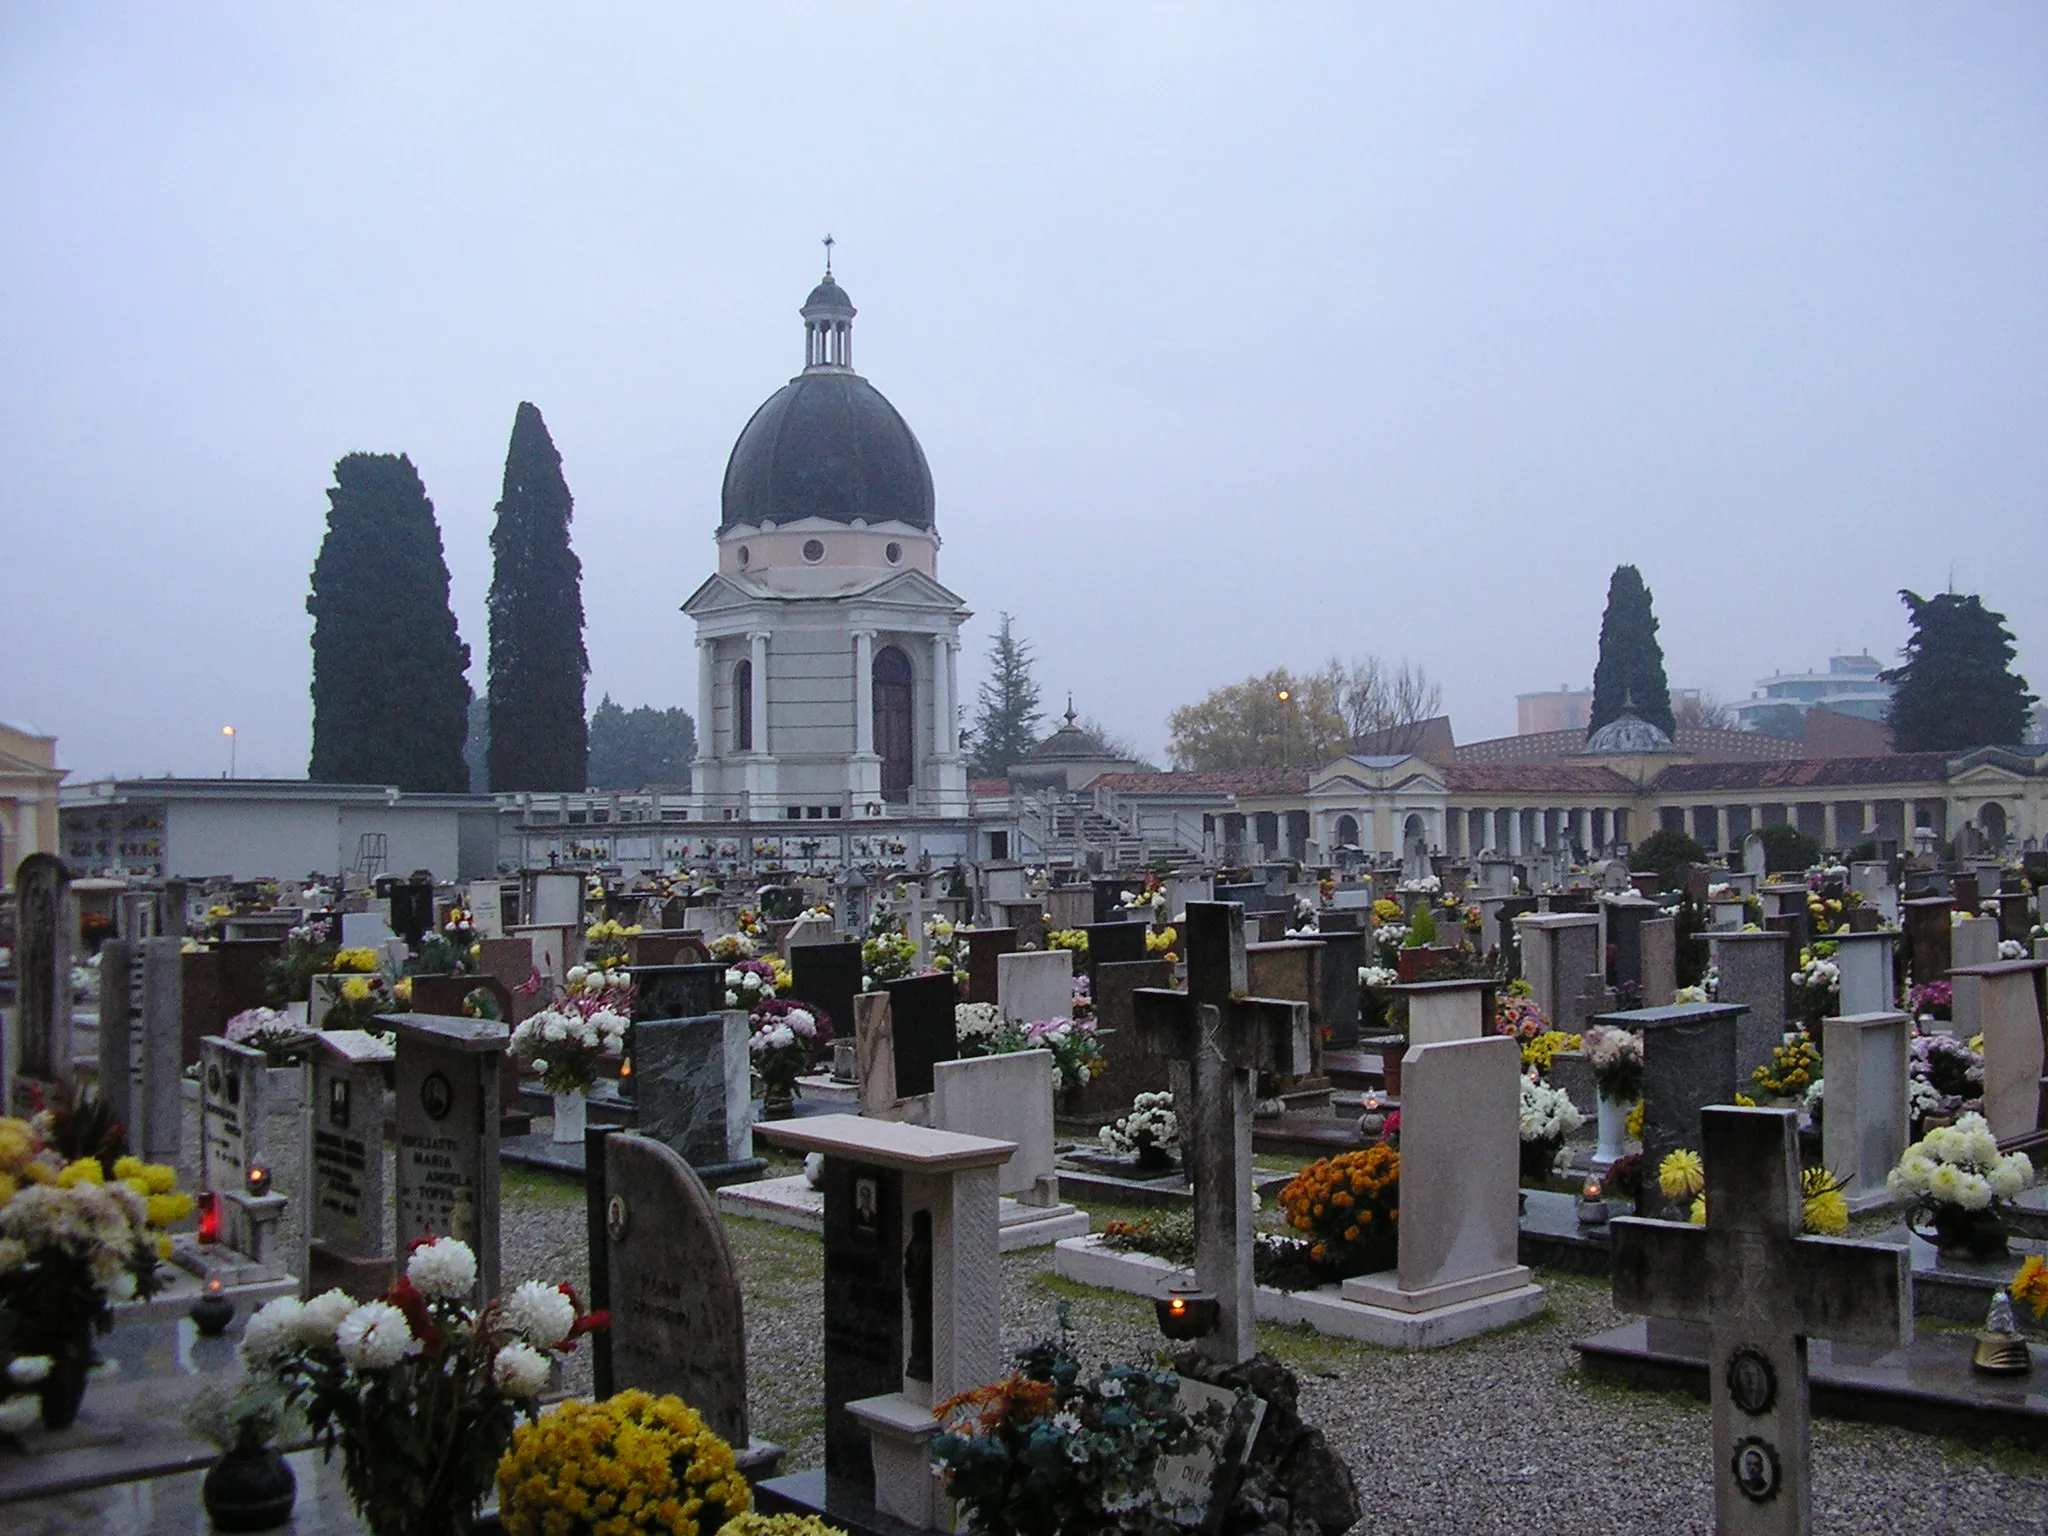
[
  {"left": 305, "top": 1029, "right": 396, "bottom": 1298},
  {"left": 9, "top": 853, "right": 73, "bottom": 1113},
  {"left": 1133, "top": 901, "right": 1311, "bottom": 1363},
  {"left": 391, "top": 1013, "right": 508, "bottom": 1300},
  {"left": 1611, "top": 1107, "right": 1911, "bottom": 1535}
]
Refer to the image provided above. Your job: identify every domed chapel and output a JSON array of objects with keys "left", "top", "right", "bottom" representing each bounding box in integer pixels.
[{"left": 684, "top": 264, "right": 972, "bottom": 825}]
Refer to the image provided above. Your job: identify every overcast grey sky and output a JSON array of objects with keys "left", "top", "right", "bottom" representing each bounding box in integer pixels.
[{"left": 3, "top": 5, "right": 2043, "bottom": 779}]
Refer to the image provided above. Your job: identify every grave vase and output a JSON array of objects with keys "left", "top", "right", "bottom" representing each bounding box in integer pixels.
[
  {"left": 1593, "top": 1093, "right": 1629, "bottom": 1167},
  {"left": 202, "top": 1445, "right": 298, "bottom": 1531},
  {"left": 1519, "top": 1134, "right": 1563, "bottom": 1185},
  {"left": 38, "top": 1327, "right": 93, "bottom": 1431},
  {"left": 551, "top": 1088, "right": 588, "bottom": 1145},
  {"left": 1912, "top": 1201, "right": 2010, "bottom": 1260}
]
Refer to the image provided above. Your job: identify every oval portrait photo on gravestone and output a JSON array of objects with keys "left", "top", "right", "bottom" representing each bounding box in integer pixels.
[
  {"left": 1732, "top": 1437, "right": 1782, "bottom": 1503},
  {"left": 1726, "top": 1348, "right": 1776, "bottom": 1416},
  {"left": 419, "top": 1071, "right": 454, "bottom": 1121}
]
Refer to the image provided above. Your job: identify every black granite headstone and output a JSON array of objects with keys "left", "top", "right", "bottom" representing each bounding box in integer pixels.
[
  {"left": 879, "top": 972, "right": 958, "bottom": 1097},
  {"left": 629, "top": 963, "right": 727, "bottom": 1024},
  {"left": 388, "top": 881, "right": 434, "bottom": 948},
  {"left": 822, "top": 1159, "right": 903, "bottom": 1487},
  {"left": 964, "top": 927, "right": 1018, "bottom": 1005},
  {"left": 1082, "top": 921, "right": 1147, "bottom": 974},
  {"left": 790, "top": 941, "right": 863, "bottom": 1043},
  {"left": 1315, "top": 929, "right": 1366, "bottom": 1049}
]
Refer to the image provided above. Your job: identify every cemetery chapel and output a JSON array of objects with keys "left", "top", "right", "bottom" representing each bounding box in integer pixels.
[{"left": 683, "top": 262, "right": 973, "bottom": 825}]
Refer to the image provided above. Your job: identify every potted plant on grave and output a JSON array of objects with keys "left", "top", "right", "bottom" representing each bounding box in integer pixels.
[
  {"left": 1582, "top": 1024, "right": 1644, "bottom": 1166},
  {"left": 1276, "top": 1145, "right": 1400, "bottom": 1280},
  {"left": 188, "top": 1374, "right": 302, "bottom": 1531},
  {"left": 0, "top": 1115, "right": 185, "bottom": 1429},
  {"left": 1518, "top": 1073, "right": 1585, "bottom": 1185},
  {"left": 242, "top": 1236, "right": 606, "bottom": 1536},
  {"left": 510, "top": 982, "right": 631, "bottom": 1145},
  {"left": 930, "top": 1311, "right": 1227, "bottom": 1536},
  {"left": 1888, "top": 1114, "right": 2035, "bottom": 1259},
  {"left": 1000, "top": 1017, "right": 1107, "bottom": 1098},
  {"left": 495, "top": 1389, "right": 752, "bottom": 1535},
  {"left": 747, "top": 1000, "right": 832, "bottom": 1117},
  {"left": 1751, "top": 1030, "right": 1821, "bottom": 1107},
  {"left": 1097, "top": 1091, "right": 1180, "bottom": 1173}
]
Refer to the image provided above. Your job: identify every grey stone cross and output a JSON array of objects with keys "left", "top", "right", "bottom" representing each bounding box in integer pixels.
[
  {"left": 1133, "top": 901, "right": 1311, "bottom": 1363},
  {"left": 1611, "top": 1106, "right": 1911, "bottom": 1535}
]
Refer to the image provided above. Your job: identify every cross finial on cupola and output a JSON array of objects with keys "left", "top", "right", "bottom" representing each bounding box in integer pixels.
[
  {"left": 823, "top": 232, "right": 834, "bottom": 277},
  {"left": 801, "top": 242, "right": 856, "bottom": 370}
]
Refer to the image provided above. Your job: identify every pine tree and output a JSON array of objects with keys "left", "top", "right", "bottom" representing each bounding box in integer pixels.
[
  {"left": 1881, "top": 590, "right": 2035, "bottom": 751},
  {"left": 307, "top": 453, "right": 471, "bottom": 790},
  {"left": 967, "top": 614, "right": 1043, "bottom": 777},
  {"left": 1588, "top": 564, "right": 1676, "bottom": 738},
  {"left": 487, "top": 402, "right": 588, "bottom": 791}
]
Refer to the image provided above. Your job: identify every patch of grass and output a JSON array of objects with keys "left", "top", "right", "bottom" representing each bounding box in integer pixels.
[
  {"left": 501, "top": 1164, "right": 586, "bottom": 1208},
  {"left": 1255, "top": 1319, "right": 1395, "bottom": 1371},
  {"left": 1936, "top": 1434, "right": 2048, "bottom": 1478},
  {"left": 1563, "top": 1363, "right": 1704, "bottom": 1412}
]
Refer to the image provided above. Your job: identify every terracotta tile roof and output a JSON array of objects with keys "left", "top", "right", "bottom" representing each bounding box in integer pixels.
[
  {"left": 967, "top": 778, "right": 1012, "bottom": 798},
  {"left": 1647, "top": 754, "right": 1952, "bottom": 792},
  {"left": 1086, "top": 768, "right": 1311, "bottom": 798},
  {"left": 1443, "top": 764, "right": 1642, "bottom": 795},
  {"left": 1454, "top": 726, "right": 1805, "bottom": 766}
]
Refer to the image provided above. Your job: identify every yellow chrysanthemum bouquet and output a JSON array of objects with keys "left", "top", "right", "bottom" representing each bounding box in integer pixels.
[{"left": 497, "top": 1391, "right": 752, "bottom": 1536}]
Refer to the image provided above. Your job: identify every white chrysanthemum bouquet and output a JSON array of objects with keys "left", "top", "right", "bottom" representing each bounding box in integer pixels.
[
  {"left": 1888, "top": 1112, "right": 2033, "bottom": 1218},
  {"left": 1099, "top": 1091, "right": 1181, "bottom": 1166},
  {"left": 1518, "top": 1073, "right": 1586, "bottom": 1145},
  {"left": 509, "top": 985, "right": 631, "bottom": 1096},
  {"left": 241, "top": 1235, "right": 606, "bottom": 1536}
]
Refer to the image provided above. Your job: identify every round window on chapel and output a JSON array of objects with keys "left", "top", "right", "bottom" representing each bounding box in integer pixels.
[
  {"left": 885, "top": 542, "right": 903, "bottom": 565},
  {"left": 803, "top": 539, "right": 825, "bottom": 563},
  {"left": 736, "top": 545, "right": 751, "bottom": 568}
]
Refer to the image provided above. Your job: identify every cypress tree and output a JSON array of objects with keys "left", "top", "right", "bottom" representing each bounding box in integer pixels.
[
  {"left": 1588, "top": 564, "right": 1676, "bottom": 739},
  {"left": 967, "top": 613, "right": 1043, "bottom": 777},
  {"left": 307, "top": 453, "right": 472, "bottom": 790},
  {"left": 1881, "top": 590, "right": 2035, "bottom": 751},
  {"left": 487, "top": 402, "right": 588, "bottom": 791}
]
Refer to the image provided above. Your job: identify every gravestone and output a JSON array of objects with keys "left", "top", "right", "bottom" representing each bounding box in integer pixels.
[
  {"left": 1950, "top": 914, "right": 1999, "bottom": 971},
  {"left": 1342, "top": 1035, "right": 1540, "bottom": 1326},
  {"left": 1516, "top": 912, "right": 1603, "bottom": 1034},
  {"left": 1638, "top": 917, "right": 1677, "bottom": 1008},
  {"left": 996, "top": 948, "right": 1073, "bottom": 1025},
  {"left": 474, "top": 936, "right": 541, "bottom": 1021},
  {"left": 963, "top": 926, "right": 1017, "bottom": 1005},
  {"left": 752, "top": 1115, "right": 1016, "bottom": 1528},
  {"left": 791, "top": 941, "right": 864, "bottom": 1054},
  {"left": 1831, "top": 930, "right": 1896, "bottom": 1018},
  {"left": 1603, "top": 896, "right": 1661, "bottom": 989},
  {"left": 629, "top": 963, "right": 727, "bottom": 1024},
  {"left": 779, "top": 912, "right": 834, "bottom": 956},
  {"left": 340, "top": 911, "right": 394, "bottom": 950},
  {"left": 1819, "top": 1012, "right": 1908, "bottom": 1213},
  {"left": 1611, "top": 1108, "right": 1911, "bottom": 1536},
  {"left": 634, "top": 1013, "right": 763, "bottom": 1185},
  {"left": 138, "top": 936, "right": 184, "bottom": 1162},
  {"left": 930, "top": 1049, "right": 1081, "bottom": 1243},
  {"left": 1951, "top": 872, "right": 1982, "bottom": 914},
  {"left": 1044, "top": 885, "right": 1094, "bottom": 932},
  {"left": 1315, "top": 928, "right": 1366, "bottom": 1049},
  {"left": 9, "top": 853, "right": 73, "bottom": 1112},
  {"left": 879, "top": 973, "right": 960, "bottom": 1098},
  {"left": 596, "top": 1130, "right": 759, "bottom": 1453},
  {"left": 1082, "top": 920, "right": 1148, "bottom": 973},
  {"left": 1949, "top": 960, "right": 2048, "bottom": 1139},
  {"left": 1620, "top": 1002, "right": 1745, "bottom": 1220},
  {"left": 198, "top": 1034, "right": 288, "bottom": 1267},
  {"left": 1900, "top": 897, "right": 1953, "bottom": 987},
  {"left": 1709, "top": 930, "right": 1791, "bottom": 1086},
  {"left": 1397, "top": 979, "right": 1495, "bottom": 1047},
  {"left": 305, "top": 1029, "right": 396, "bottom": 1297},
  {"left": 95, "top": 939, "right": 135, "bottom": 1140},
  {"left": 1061, "top": 958, "right": 1175, "bottom": 1126},
  {"left": 1133, "top": 903, "right": 1311, "bottom": 1363},
  {"left": 391, "top": 1013, "right": 507, "bottom": 1300}
]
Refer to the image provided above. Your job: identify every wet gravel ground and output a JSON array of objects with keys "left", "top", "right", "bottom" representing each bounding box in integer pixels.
[{"left": 181, "top": 1104, "right": 2048, "bottom": 1536}]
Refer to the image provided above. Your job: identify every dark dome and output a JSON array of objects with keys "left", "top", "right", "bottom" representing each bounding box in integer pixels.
[
  {"left": 720, "top": 371, "right": 935, "bottom": 532},
  {"left": 804, "top": 278, "right": 854, "bottom": 315}
]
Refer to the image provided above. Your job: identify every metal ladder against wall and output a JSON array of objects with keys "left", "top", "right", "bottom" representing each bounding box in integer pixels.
[{"left": 350, "top": 832, "right": 388, "bottom": 880}]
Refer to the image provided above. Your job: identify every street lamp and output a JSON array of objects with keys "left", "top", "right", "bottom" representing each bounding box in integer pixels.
[
  {"left": 1275, "top": 689, "right": 1292, "bottom": 769},
  {"left": 222, "top": 725, "right": 236, "bottom": 778}
]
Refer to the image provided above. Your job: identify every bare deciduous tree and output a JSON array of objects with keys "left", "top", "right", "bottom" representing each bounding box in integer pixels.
[
  {"left": 1328, "top": 655, "right": 1444, "bottom": 754},
  {"left": 1673, "top": 691, "right": 1736, "bottom": 732}
]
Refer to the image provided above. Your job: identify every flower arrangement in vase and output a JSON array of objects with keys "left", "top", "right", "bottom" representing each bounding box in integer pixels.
[
  {"left": 1097, "top": 1092, "right": 1179, "bottom": 1171},
  {"left": 225, "top": 1007, "right": 316, "bottom": 1066},
  {"left": 0, "top": 1117, "right": 187, "bottom": 1429},
  {"left": 725, "top": 958, "right": 786, "bottom": 1009},
  {"left": 1787, "top": 946, "right": 1841, "bottom": 1025},
  {"left": 748, "top": 1001, "right": 832, "bottom": 1111},
  {"left": 1889, "top": 1114, "right": 2034, "bottom": 1259},
  {"left": 1518, "top": 1074, "right": 1585, "bottom": 1183},
  {"left": 509, "top": 979, "right": 631, "bottom": 1143},
  {"left": 1751, "top": 1030, "right": 1821, "bottom": 1103},
  {"left": 999, "top": 1017, "right": 1105, "bottom": 1094},
  {"left": 1909, "top": 1031, "right": 1982, "bottom": 1130},
  {"left": 1659, "top": 1149, "right": 1850, "bottom": 1235},
  {"left": 243, "top": 1236, "right": 605, "bottom": 1536}
]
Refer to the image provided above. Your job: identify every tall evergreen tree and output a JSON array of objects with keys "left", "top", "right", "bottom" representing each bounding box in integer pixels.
[
  {"left": 307, "top": 453, "right": 471, "bottom": 790},
  {"left": 587, "top": 695, "right": 697, "bottom": 788},
  {"left": 967, "top": 614, "right": 1043, "bottom": 777},
  {"left": 1881, "top": 589, "right": 2035, "bottom": 751},
  {"left": 1587, "top": 564, "right": 1676, "bottom": 738},
  {"left": 487, "top": 402, "right": 588, "bottom": 791}
]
